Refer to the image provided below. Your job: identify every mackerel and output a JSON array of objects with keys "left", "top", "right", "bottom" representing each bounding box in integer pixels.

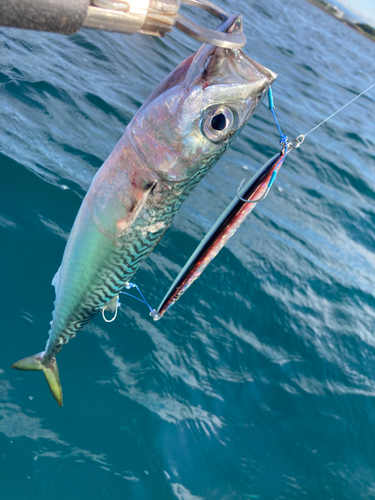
[{"left": 12, "top": 14, "right": 277, "bottom": 405}]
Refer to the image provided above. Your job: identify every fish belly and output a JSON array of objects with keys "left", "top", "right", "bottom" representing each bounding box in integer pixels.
[{"left": 45, "top": 135, "right": 179, "bottom": 357}]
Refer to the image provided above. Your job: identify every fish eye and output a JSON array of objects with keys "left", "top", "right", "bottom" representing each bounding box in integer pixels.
[
  {"left": 202, "top": 107, "right": 236, "bottom": 142},
  {"left": 211, "top": 113, "right": 227, "bottom": 131}
]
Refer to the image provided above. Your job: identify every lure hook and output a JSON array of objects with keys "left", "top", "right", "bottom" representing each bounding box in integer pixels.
[
  {"left": 236, "top": 149, "right": 286, "bottom": 204},
  {"left": 102, "top": 298, "right": 120, "bottom": 323},
  {"left": 236, "top": 166, "right": 280, "bottom": 204},
  {"left": 236, "top": 179, "right": 272, "bottom": 204}
]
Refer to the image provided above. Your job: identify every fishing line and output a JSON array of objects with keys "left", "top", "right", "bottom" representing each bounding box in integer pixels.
[
  {"left": 102, "top": 282, "right": 159, "bottom": 323},
  {"left": 104, "top": 83, "right": 375, "bottom": 324},
  {"left": 267, "top": 87, "right": 289, "bottom": 149},
  {"left": 268, "top": 81, "right": 375, "bottom": 149},
  {"left": 121, "top": 283, "right": 159, "bottom": 318},
  {"left": 237, "top": 82, "right": 375, "bottom": 204},
  {"left": 303, "top": 81, "right": 375, "bottom": 138}
]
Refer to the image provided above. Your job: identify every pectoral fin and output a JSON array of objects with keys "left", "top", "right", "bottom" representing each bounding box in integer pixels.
[
  {"left": 116, "top": 181, "right": 157, "bottom": 235},
  {"left": 52, "top": 267, "right": 60, "bottom": 291}
]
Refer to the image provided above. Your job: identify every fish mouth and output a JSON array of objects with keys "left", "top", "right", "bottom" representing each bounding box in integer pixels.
[
  {"left": 142, "top": 14, "right": 277, "bottom": 109},
  {"left": 131, "top": 14, "right": 278, "bottom": 183}
]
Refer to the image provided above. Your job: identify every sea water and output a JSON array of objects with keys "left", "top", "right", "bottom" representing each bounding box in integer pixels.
[{"left": 1, "top": 0, "right": 375, "bottom": 498}]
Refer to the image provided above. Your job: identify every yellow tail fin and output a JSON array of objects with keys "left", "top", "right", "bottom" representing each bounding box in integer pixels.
[{"left": 12, "top": 352, "right": 63, "bottom": 406}]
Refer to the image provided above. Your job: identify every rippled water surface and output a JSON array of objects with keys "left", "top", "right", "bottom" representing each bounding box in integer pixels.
[{"left": 1, "top": 1, "right": 375, "bottom": 498}]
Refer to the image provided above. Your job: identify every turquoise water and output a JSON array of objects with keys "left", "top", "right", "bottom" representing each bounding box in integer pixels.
[{"left": 1, "top": 0, "right": 375, "bottom": 498}]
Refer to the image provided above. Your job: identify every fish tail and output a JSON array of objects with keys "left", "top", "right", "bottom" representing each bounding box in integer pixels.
[{"left": 11, "top": 352, "right": 63, "bottom": 407}]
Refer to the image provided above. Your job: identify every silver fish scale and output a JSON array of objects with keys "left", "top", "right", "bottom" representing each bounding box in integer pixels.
[
  {"left": 47, "top": 150, "right": 225, "bottom": 355},
  {"left": 12, "top": 30, "right": 278, "bottom": 407}
]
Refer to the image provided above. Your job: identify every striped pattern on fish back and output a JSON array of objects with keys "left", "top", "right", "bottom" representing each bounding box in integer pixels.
[{"left": 46, "top": 151, "right": 227, "bottom": 357}]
